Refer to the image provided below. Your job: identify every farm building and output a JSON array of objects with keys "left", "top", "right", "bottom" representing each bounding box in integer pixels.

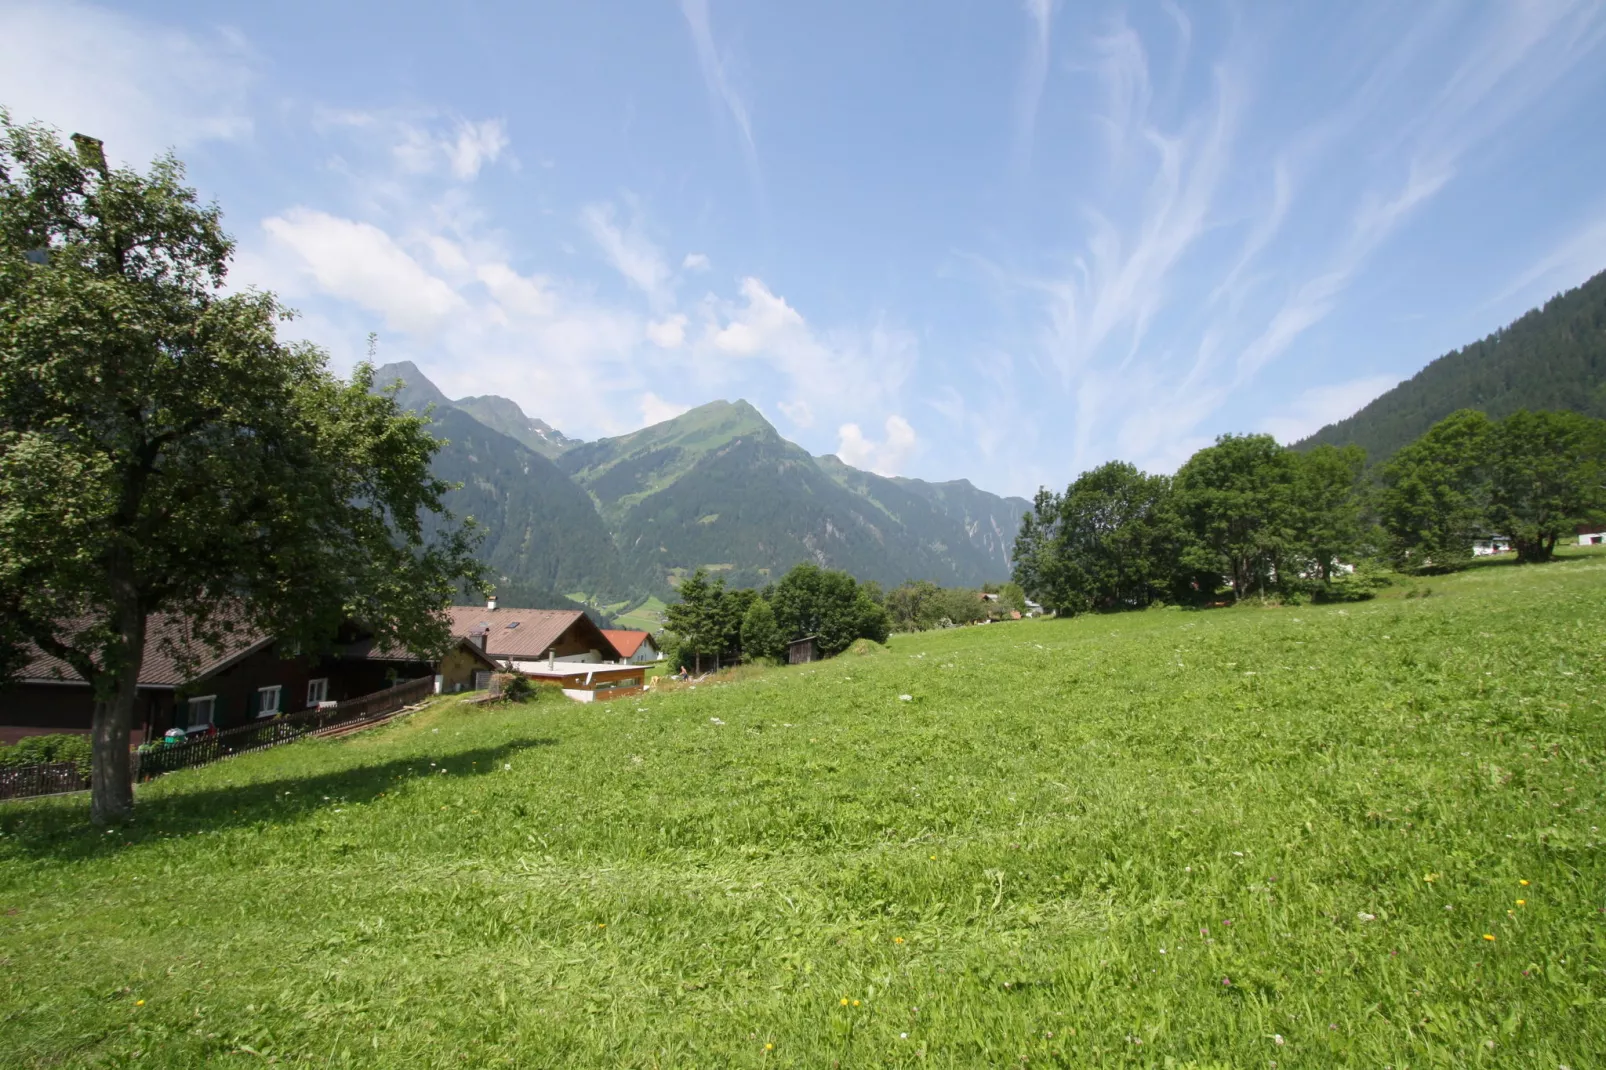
[
  {"left": 788, "top": 635, "right": 820, "bottom": 664},
  {"left": 601, "top": 629, "right": 661, "bottom": 664},
  {"left": 517, "top": 660, "right": 646, "bottom": 702},
  {"left": 0, "top": 615, "right": 497, "bottom": 744},
  {"left": 447, "top": 603, "right": 622, "bottom": 670},
  {"left": 1580, "top": 525, "right": 1606, "bottom": 546},
  {"left": 1472, "top": 535, "right": 1512, "bottom": 556}
]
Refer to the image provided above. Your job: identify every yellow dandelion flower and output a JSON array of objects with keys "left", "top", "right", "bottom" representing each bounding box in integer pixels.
[
  {"left": 597, "top": 923, "right": 606, "bottom": 928},
  {"left": 765, "top": 1043, "right": 774, "bottom": 1051},
  {"left": 1516, "top": 899, "right": 1525, "bottom": 906},
  {"left": 135, "top": 1000, "right": 145, "bottom": 1007},
  {"left": 853, "top": 1000, "right": 862, "bottom": 1007},
  {"left": 840, "top": 998, "right": 849, "bottom": 1006},
  {"left": 929, "top": 855, "right": 937, "bottom": 860},
  {"left": 1483, "top": 934, "right": 1496, "bottom": 941},
  {"left": 894, "top": 937, "right": 905, "bottom": 944},
  {"left": 1519, "top": 879, "right": 1529, "bottom": 886}
]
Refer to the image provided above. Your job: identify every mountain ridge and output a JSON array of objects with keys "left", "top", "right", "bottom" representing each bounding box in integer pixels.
[
  {"left": 1298, "top": 268, "right": 1606, "bottom": 463},
  {"left": 373, "top": 363, "right": 1028, "bottom": 602}
]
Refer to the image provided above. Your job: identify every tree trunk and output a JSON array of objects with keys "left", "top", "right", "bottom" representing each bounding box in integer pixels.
[{"left": 90, "top": 605, "right": 146, "bottom": 825}]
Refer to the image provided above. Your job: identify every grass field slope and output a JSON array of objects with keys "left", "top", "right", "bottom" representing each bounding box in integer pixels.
[{"left": 2, "top": 552, "right": 1604, "bottom": 1067}]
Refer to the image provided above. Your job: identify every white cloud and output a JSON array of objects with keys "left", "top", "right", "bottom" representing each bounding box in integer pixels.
[
  {"left": 581, "top": 202, "right": 672, "bottom": 306},
  {"left": 261, "top": 208, "right": 465, "bottom": 333},
  {"left": 446, "top": 118, "right": 508, "bottom": 180},
  {"left": 711, "top": 277, "right": 807, "bottom": 356},
  {"left": 680, "top": 0, "right": 762, "bottom": 199},
  {"left": 647, "top": 314, "right": 688, "bottom": 348},
  {"left": 777, "top": 399, "right": 814, "bottom": 428},
  {"left": 394, "top": 116, "right": 507, "bottom": 180},
  {"left": 1013, "top": 0, "right": 1055, "bottom": 171},
  {"left": 837, "top": 415, "right": 918, "bottom": 476},
  {"left": 639, "top": 393, "right": 691, "bottom": 427},
  {"left": 682, "top": 252, "right": 711, "bottom": 271},
  {"left": 1260, "top": 375, "right": 1399, "bottom": 446},
  {"left": 0, "top": 0, "right": 253, "bottom": 167}
]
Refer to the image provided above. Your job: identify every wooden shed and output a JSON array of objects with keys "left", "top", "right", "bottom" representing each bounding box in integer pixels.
[{"left": 788, "top": 635, "right": 820, "bottom": 665}]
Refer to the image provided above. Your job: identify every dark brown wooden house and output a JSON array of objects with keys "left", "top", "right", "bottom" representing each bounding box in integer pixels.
[{"left": 0, "top": 616, "right": 497, "bottom": 744}]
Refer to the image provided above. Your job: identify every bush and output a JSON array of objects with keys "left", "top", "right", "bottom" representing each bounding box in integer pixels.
[{"left": 0, "top": 733, "right": 92, "bottom": 775}]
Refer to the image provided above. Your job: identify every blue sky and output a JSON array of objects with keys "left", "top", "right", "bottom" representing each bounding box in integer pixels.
[{"left": 4, "top": 1, "right": 1606, "bottom": 497}]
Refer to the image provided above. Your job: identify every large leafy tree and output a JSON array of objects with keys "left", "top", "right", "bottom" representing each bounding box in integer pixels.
[
  {"left": 0, "top": 117, "right": 481, "bottom": 822},
  {"left": 1487, "top": 409, "right": 1606, "bottom": 563},
  {"left": 1289, "top": 444, "right": 1368, "bottom": 584},
  {"left": 739, "top": 597, "right": 784, "bottom": 662},
  {"left": 1377, "top": 409, "right": 1493, "bottom": 572},
  {"left": 769, "top": 563, "right": 890, "bottom": 655},
  {"left": 1024, "top": 461, "right": 1177, "bottom": 615},
  {"left": 1172, "top": 434, "right": 1299, "bottom": 599}
]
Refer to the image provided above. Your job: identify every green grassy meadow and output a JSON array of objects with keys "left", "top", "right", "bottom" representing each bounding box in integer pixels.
[{"left": 3, "top": 553, "right": 1605, "bottom": 1067}]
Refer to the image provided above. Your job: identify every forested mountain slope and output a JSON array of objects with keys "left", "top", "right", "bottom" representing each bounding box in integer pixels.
[
  {"left": 375, "top": 365, "right": 1027, "bottom": 599},
  {"left": 1298, "top": 269, "right": 1606, "bottom": 462},
  {"left": 559, "top": 401, "right": 1026, "bottom": 590},
  {"left": 373, "top": 363, "right": 632, "bottom": 608}
]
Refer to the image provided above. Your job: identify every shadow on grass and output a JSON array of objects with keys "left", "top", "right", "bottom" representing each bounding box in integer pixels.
[{"left": 0, "top": 737, "right": 559, "bottom": 862}]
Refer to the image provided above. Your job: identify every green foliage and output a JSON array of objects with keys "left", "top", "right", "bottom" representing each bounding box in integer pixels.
[
  {"left": 0, "top": 733, "right": 91, "bottom": 775},
  {"left": 1487, "top": 409, "right": 1606, "bottom": 562},
  {"left": 1381, "top": 408, "right": 1606, "bottom": 568},
  {"left": 1378, "top": 409, "right": 1492, "bottom": 572},
  {"left": 996, "top": 581, "right": 1027, "bottom": 613},
  {"left": 0, "top": 117, "right": 481, "bottom": 820},
  {"left": 739, "top": 596, "right": 784, "bottom": 662},
  {"left": 1290, "top": 444, "right": 1370, "bottom": 582},
  {"left": 2, "top": 552, "right": 1604, "bottom": 1065},
  {"left": 1015, "top": 461, "right": 1178, "bottom": 614},
  {"left": 1173, "top": 434, "right": 1300, "bottom": 600},
  {"left": 769, "top": 562, "right": 892, "bottom": 655},
  {"left": 882, "top": 580, "right": 987, "bottom": 632},
  {"left": 1299, "top": 266, "right": 1606, "bottom": 462}
]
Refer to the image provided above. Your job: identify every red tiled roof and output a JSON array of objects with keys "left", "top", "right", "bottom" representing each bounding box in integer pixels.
[
  {"left": 19, "top": 613, "right": 271, "bottom": 689},
  {"left": 601, "top": 629, "right": 651, "bottom": 657},
  {"left": 445, "top": 606, "right": 606, "bottom": 660}
]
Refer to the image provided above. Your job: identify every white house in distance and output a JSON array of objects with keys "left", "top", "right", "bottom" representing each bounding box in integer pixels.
[
  {"left": 1579, "top": 525, "right": 1606, "bottom": 547},
  {"left": 1472, "top": 535, "right": 1512, "bottom": 556},
  {"left": 601, "top": 629, "right": 661, "bottom": 665}
]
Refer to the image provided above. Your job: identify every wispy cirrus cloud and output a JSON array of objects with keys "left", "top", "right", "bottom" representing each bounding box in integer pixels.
[
  {"left": 1012, "top": 0, "right": 1055, "bottom": 172},
  {"left": 680, "top": 0, "right": 762, "bottom": 198},
  {"left": 991, "top": 2, "right": 1606, "bottom": 481}
]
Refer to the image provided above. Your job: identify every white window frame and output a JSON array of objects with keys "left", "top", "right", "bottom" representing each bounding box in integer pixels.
[
  {"left": 186, "top": 695, "right": 216, "bottom": 732},
  {"left": 256, "top": 685, "right": 282, "bottom": 718},
  {"left": 306, "top": 678, "right": 329, "bottom": 708}
]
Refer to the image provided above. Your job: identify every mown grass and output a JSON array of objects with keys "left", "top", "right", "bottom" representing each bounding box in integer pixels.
[{"left": 2, "top": 551, "right": 1604, "bottom": 1068}]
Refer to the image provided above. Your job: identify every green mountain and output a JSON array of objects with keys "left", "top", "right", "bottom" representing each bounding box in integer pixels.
[
  {"left": 452, "top": 395, "right": 580, "bottom": 459},
  {"left": 560, "top": 401, "right": 1029, "bottom": 591},
  {"left": 1298, "top": 268, "right": 1606, "bottom": 463},
  {"left": 374, "top": 364, "right": 1029, "bottom": 601},
  {"left": 372, "top": 362, "right": 630, "bottom": 609}
]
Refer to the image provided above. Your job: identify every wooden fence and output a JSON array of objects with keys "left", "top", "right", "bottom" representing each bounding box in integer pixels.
[
  {"left": 134, "top": 675, "right": 435, "bottom": 781},
  {"left": 0, "top": 761, "right": 87, "bottom": 801},
  {"left": 0, "top": 676, "right": 436, "bottom": 801}
]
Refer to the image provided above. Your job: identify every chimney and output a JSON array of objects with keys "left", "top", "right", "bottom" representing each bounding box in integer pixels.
[
  {"left": 547, "top": 648, "right": 554, "bottom": 669},
  {"left": 472, "top": 628, "right": 488, "bottom": 652},
  {"left": 486, "top": 593, "right": 498, "bottom": 610}
]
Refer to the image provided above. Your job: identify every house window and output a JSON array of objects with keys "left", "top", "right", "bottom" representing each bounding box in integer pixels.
[
  {"left": 306, "top": 678, "right": 329, "bottom": 707},
  {"left": 186, "top": 696, "right": 216, "bottom": 731},
  {"left": 256, "top": 686, "right": 282, "bottom": 717}
]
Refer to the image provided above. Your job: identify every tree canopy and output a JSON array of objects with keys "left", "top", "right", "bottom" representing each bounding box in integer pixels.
[{"left": 0, "top": 116, "right": 481, "bottom": 821}]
